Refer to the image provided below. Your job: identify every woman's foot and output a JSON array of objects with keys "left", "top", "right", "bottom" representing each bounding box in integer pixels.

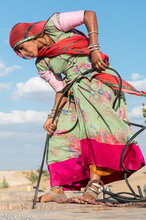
[
  {"left": 83, "top": 179, "right": 104, "bottom": 201},
  {"left": 73, "top": 179, "right": 104, "bottom": 204},
  {"left": 32, "top": 187, "right": 66, "bottom": 203}
]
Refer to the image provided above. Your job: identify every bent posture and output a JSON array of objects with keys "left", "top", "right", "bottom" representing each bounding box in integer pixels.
[{"left": 9, "top": 10, "right": 145, "bottom": 203}]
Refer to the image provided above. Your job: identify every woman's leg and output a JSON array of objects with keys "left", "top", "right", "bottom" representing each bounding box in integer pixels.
[
  {"left": 89, "top": 165, "right": 101, "bottom": 181},
  {"left": 82, "top": 165, "right": 102, "bottom": 201}
]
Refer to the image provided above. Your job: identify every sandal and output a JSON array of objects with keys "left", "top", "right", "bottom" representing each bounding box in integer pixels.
[
  {"left": 34, "top": 190, "right": 67, "bottom": 203},
  {"left": 65, "top": 179, "right": 104, "bottom": 204},
  {"left": 83, "top": 179, "right": 104, "bottom": 201}
]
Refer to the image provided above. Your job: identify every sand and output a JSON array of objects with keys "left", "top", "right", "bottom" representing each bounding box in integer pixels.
[{"left": 0, "top": 167, "right": 146, "bottom": 195}]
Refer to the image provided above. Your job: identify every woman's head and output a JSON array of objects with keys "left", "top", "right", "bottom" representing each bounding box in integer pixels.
[
  {"left": 15, "top": 39, "right": 40, "bottom": 59},
  {"left": 9, "top": 20, "right": 46, "bottom": 59}
]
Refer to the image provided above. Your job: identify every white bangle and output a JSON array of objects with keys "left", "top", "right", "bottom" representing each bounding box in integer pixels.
[
  {"left": 89, "top": 43, "right": 100, "bottom": 51},
  {"left": 88, "top": 31, "right": 99, "bottom": 35}
]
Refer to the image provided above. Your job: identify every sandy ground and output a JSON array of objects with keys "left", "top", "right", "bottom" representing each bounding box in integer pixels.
[
  {"left": 0, "top": 169, "right": 146, "bottom": 219},
  {"left": 0, "top": 170, "right": 50, "bottom": 192},
  {"left": 105, "top": 167, "right": 146, "bottom": 194},
  {"left": 0, "top": 171, "right": 31, "bottom": 187},
  {"left": 0, "top": 167, "right": 146, "bottom": 195}
]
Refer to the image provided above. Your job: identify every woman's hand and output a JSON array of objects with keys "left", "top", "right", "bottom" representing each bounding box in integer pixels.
[
  {"left": 43, "top": 117, "right": 58, "bottom": 135},
  {"left": 43, "top": 92, "right": 67, "bottom": 136},
  {"left": 91, "top": 50, "right": 106, "bottom": 72}
]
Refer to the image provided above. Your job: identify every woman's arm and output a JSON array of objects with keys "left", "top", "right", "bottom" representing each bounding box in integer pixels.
[
  {"left": 84, "top": 11, "right": 106, "bottom": 71},
  {"left": 44, "top": 91, "right": 67, "bottom": 135},
  {"left": 52, "top": 10, "right": 106, "bottom": 71},
  {"left": 53, "top": 91, "right": 68, "bottom": 110}
]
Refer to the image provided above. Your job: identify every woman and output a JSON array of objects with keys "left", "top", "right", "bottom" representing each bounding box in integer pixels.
[{"left": 9, "top": 10, "right": 145, "bottom": 203}]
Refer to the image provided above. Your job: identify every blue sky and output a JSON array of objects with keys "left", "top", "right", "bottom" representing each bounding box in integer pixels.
[{"left": 0, "top": 0, "right": 146, "bottom": 170}]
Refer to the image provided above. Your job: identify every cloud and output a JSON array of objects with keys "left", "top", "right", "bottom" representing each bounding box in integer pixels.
[
  {"left": 0, "top": 60, "right": 21, "bottom": 77},
  {"left": 0, "top": 110, "right": 47, "bottom": 124},
  {"left": 0, "top": 110, "right": 47, "bottom": 170},
  {"left": 129, "top": 105, "right": 143, "bottom": 118},
  {"left": 128, "top": 73, "right": 146, "bottom": 91},
  {"left": 12, "top": 77, "right": 55, "bottom": 101},
  {"left": 0, "top": 122, "right": 46, "bottom": 170},
  {"left": 130, "top": 78, "right": 146, "bottom": 91},
  {"left": 0, "top": 83, "right": 11, "bottom": 91},
  {"left": 130, "top": 73, "right": 141, "bottom": 81}
]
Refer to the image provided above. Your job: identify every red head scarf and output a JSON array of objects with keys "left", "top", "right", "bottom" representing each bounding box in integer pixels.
[{"left": 9, "top": 21, "right": 46, "bottom": 58}]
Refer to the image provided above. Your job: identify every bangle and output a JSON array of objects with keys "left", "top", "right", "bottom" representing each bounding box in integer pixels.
[
  {"left": 47, "top": 113, "right": 58, "bottom": 121},
  {"left": 89, "top": 43, "right": 100, "bottom": 48},
  {"left": 89, "top": 43, "right": 100, "bottom": 52},
  {"left": 88, "top": 31, "right": 99, "bottom": 36},
  {"left": 51, "top": 108, "right": 61, "bottom": 113},
  {"left": 89, "top": 47, "right": 100, "bottom": 52},
  {"left": 48, "top": 112, "right": 54, "bottom": 118}
]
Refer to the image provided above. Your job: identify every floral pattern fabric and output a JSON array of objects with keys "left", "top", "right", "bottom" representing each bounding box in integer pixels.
[{"left": 35, "top": 15, "right": 144, "bottom": 187}]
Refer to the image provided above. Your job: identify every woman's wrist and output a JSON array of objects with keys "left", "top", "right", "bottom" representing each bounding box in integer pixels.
[
  {"left": 51, "top": 107, "right": 61, "bottom": 114},
  {"left": 47, "top": 107, "right": 61, "bottom": 120},
  {"left": 89, "top": 43, "right": 100, "bottom": 52},
  {"left": 47, "top": 113, "right": 58, "bottom": 121},
  {"left": 88, "top": 31, "right": 99, "bottom": 36},
  {"left": 88, "top": 31, "right": 99, "bottom": 44}
]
